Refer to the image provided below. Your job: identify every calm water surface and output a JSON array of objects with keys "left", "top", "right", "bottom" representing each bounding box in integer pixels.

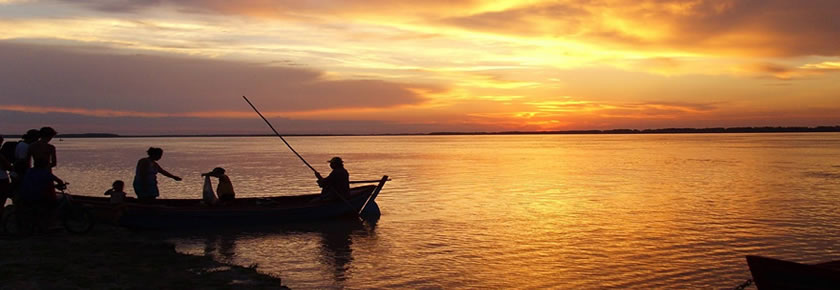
[{"left": 47, "top": 134, "right": 840, "bottom": 288}]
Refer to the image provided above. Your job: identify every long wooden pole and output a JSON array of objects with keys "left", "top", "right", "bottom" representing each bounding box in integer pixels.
[
  {"left": 242, "top": 96, "right": 319, "bottom": 175},
  {"left": 243, "top": 96, "right": 368, "bottom": 219}
]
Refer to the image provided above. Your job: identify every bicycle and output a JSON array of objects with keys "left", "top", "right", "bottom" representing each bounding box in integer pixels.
[{"left": 2, "top": 182, "right": 95, "bottom": 235}]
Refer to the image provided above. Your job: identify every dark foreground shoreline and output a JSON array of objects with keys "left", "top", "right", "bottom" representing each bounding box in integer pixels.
[{"left": 0, "top": 226, "right": 288, "bottom": 289}]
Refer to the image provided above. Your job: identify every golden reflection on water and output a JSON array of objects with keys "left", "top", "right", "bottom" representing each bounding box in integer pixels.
[{"left": 49, "top": 133, "right": 840, "bottom": 288}]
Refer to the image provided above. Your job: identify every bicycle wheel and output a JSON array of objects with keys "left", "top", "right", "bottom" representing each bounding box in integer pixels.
[{"left": 62, "top": 204, "right": 94, "bottom": 234}]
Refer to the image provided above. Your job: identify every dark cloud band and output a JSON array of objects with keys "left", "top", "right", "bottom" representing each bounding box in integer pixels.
[{"left": 0, "top": 41, "right": 437, "bottom": 114}]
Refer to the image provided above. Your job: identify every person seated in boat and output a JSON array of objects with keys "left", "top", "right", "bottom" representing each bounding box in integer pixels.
[
  {"left": 201, "top": 167, "right": 235, "bottom": 204},
  {"left": 133, "top": 147, "right": 181, "bottom": 201},
  {"left": 315, "top": 157, "right": 350, "bottom": 200},
  {"left": 104, "top": 180, "right": 127, "bottom": 204},
  {"left": 104, "top": 180, "right": 128, "bottom": 223}
]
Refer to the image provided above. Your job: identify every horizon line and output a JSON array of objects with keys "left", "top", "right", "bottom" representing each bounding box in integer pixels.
[{"left": 3, "top": 125, "right": 840, "bottom": 139}]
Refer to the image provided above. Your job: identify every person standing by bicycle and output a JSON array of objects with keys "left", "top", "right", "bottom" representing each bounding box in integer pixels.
[
  {"left": 17, "top": 163, "right": 66, "bottom": 232},
  {"left": 0, "top": 135, "right": 13, "bottom": 217},
  {"left": 20, "top": 127, "right": 61, "bottom": 202},
  {"left": 27, "top": 127, "right": 58, "bottom": 172},
  {"left": 9, "top": 129, "right": 39, "bottom": 192},
  {"left": 19, "top": 127, "right": 65, "bottom": 231}
]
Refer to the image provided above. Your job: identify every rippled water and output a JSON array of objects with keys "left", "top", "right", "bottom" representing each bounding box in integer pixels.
[{"left": 42, "top": 133, "right": 840, "bottom": 288}]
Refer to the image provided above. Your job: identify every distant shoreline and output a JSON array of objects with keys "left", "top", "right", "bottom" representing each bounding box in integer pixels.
[{"left": 2, "top": 126, "right": 839, "bottom": 138}]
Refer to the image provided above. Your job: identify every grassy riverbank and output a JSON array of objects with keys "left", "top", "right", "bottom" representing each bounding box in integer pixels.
[{"left": 0, "top": 226, "right": 288, "bottom": 289}]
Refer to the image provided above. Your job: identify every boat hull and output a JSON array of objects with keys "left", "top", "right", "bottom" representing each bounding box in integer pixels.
[
  {"left": 73, "top": 176, "right": 388, "bottom": 229},
  {"left": 746, "top": 255, "right": 840, "bottom": 289}
]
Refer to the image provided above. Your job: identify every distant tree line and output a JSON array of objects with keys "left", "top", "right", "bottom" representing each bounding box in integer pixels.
[
  {"left": 3, "top": 126, "right": 839, "bottom": 138},
  {"left": 429, "top": 126, "right": 840, "bottom": 135}
]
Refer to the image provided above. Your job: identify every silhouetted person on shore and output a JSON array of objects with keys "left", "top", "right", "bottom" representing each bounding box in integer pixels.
[
  {"left": 202, "top": 167, "right": 235, "bottom": 203},
  {"left": 0, "top": 135, "right": 13, "bottom": 216},
  {"left": 0, "top": 134, "right": 16, "bottom": 166},
  {"left": 27, "top": 127, "right": 58, "bottom": 171},
  {"left": 133, "top": 147, "right": 181, "bottom": 201},
  {"left": 18, "top": 164, "right": 66, "bottom": 230},
  {"left": 12, "top": 129, "right": 40, "bottom": 183},
  {"left": 316, "top": 157, "right": 350, "bottom": 200}
]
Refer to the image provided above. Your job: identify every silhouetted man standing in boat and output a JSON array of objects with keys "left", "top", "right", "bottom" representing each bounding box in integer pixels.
[{"left": 316, "top": 157, "right": 350, "bottom": 200}]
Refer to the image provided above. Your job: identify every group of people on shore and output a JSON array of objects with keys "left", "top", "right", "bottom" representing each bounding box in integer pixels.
[
  {"left": 1, "top": 127, "right": 352, "bottom": 215},
  {"left": 0, "top": 127, "right": 63, "bottom": 223}
]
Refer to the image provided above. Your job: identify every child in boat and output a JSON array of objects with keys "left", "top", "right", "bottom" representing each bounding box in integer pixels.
[
  {"left": 202, "top": 167, "right": 235, "bottom": 203},
  {"left": 104, "top": 180, "right": 127, "bottom": 224},
  {"left": 104, "top": 180, "right": 126, "bottom": 204}
]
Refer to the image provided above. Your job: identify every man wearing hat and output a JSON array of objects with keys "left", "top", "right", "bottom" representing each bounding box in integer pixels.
[{"left": 316, "top": 157, "right": 350, "bottom": 199}]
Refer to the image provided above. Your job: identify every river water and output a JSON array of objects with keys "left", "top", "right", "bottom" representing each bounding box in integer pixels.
[{"left": 45, "top": 133, "right": 840, "bottom": 288}]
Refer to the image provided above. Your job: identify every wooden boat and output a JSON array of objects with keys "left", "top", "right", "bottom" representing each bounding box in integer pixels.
[
  {"left": 746, "top": 255, "right": 840, "bottom": 289},
  {"left": 72, "top": 176, "right": 389, "bottom": 229}
]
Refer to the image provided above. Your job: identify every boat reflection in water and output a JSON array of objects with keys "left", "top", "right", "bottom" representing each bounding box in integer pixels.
[
  {"left": 202, "top": 233, "right": 237, "bottom": 261},
  {"left": 168, "top": 216, "right": 380, "bottom": 289}
]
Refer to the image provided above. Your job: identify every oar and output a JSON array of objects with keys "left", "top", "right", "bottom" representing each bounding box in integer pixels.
[{"left": 242, "top": 96, "right": 364, "bottom": 218}]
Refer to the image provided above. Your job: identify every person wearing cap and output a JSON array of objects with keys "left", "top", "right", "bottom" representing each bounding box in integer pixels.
[
  {"left": 315, "top": 157, "right": 350, "bottom": 199},
  {"left": 202, "top": 167, "right": 235, "bottom": 203},
  {"left": 27, "top": 126, "right": 58, "bottom": 171}
]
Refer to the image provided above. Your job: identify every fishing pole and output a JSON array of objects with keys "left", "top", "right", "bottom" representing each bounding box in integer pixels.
[
  {"left": 242, "top": 96, "right": 319, "bottom": 175},
  {"left": 243, "top": 96, "right": 369, "bottom": 219}
]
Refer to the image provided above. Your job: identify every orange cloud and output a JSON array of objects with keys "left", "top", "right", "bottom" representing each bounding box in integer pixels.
[
  {"left": 40, "top": 0, "right": 840, "bottom": 58},
  {"left": 800, "top": 61, "right": 840, "bottom": 70},
  {"left": 440, "top": 0, "right": 840, "bottom": 57},
  {"left": 56, "top": 0, "right": 481, "bottom": 19},
  {"left": 737, "top": 62, "right": 840, "bottom": 80},
  {"left": 461, "top": 99, "right": 723, "bottom": 131}
]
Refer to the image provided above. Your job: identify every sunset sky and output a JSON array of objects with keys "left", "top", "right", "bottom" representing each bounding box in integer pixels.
[{"left": 2, "top": 0, "right": 839, "bottom": 134}]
